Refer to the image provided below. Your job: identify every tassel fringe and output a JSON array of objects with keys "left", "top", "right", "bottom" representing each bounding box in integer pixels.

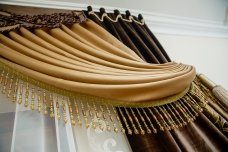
[
  {"left": 0, "top": 62, "right": 207, "bottom": 135},
  {"left": 194, "top": 76, "right": 228, "bottom": 134}
]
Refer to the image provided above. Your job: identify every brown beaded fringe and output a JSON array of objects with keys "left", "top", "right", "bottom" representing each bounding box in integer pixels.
[
  {"left": 0, "top": 9, "right": 87, "bottom": 33},
  {"left": 0, "top": 62, "right": 207, "bottom": 135}
]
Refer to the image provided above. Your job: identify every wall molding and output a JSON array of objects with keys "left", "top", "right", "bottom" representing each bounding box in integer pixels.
[{"left": 1, "top": 0, "right": 228, "bottom": 38}]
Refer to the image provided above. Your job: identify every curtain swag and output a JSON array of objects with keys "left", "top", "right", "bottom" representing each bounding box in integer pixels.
[{"left": 0, "top": 9, "right": 220, "bottom": 135}]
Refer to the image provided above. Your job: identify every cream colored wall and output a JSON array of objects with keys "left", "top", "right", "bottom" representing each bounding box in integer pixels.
[
  {"left": 155, "top": 34, "right": 228, "bottom": 89},
  {"left": 50, "top": 0, "right": 228, "bottom": 22}
]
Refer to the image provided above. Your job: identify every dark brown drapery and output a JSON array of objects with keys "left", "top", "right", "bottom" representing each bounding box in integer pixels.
[{"left": 86, "top": 8, "right": 228, "bottom": 152}]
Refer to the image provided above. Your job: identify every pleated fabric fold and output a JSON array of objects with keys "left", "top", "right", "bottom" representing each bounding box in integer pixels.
[
  {"left": 85, "top": 8, "right": 228, "bottom": 151},
  {"left": 0, "top": 19, "right": 195, "bottom": 104}
]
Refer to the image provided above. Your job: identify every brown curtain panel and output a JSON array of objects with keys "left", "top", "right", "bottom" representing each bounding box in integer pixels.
[
  {"left": 85, "top": 7, "right": 171, "bottom": 63},
  {"left": 85, "top": 8, "right": 228, "bottom": 152}
]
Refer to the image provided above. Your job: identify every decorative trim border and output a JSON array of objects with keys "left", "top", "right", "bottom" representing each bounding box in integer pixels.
[
  {"left": 1, "top": 0, "right": 228, "bottom": 38},
  {"left": 0, "top": 9, "right": 87, "bottom": 33}
]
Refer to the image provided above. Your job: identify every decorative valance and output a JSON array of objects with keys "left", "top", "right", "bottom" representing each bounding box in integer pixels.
[{"left": 0, "top": 8, "right": 208, "bottom": 135}]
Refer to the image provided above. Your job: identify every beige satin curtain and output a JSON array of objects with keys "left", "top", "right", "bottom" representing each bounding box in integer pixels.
[{"left": 0, "top": 19, "right": 195, "bottom": 105}]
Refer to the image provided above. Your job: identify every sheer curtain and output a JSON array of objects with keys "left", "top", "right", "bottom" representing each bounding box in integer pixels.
[{"left": 0, "top": 82, "right": 132, "bottom": 152}]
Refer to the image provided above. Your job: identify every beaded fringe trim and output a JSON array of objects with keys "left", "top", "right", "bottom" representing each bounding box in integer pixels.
[
  {"left": 193, "top": 77, "right": 228, "bottom": 133},
  {"left": 0, "top": 10, "right": 87, "bottom": 33},
  {"left": 0, "top": 63, "right": 207, "bottom": 135}
]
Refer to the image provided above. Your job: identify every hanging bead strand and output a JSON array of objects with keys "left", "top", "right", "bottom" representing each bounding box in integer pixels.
[
  {"left": 112, "top": 106, "right": 125, "bottom": 133},
  {"left": 49, "top": 93, "right": 54, "bottom": 118},
  {"left": 106, "top": 105, "right": 118, "bottom": 133},
  {"left": 30, "top": 87, "right": 35, "bottom": 110},
  {"left": 81, "top": 101, "right": 89, "bottom": 128},
  {"left": 12, "top": 77, "right": 18, "bottom": 102},
  {"left": 74, "top": 99, "right": 82, "bottom": 126},
  {"left": 62, "top": 97, "right": 68, "bottom": 123},
  {"left": 56, "top": 95, "right": 61, "bottom": 120},
  {"left": 93, "top": 102, "right": 104, "bottom": 131},
  {"left": 0, "top": 68, "right": 5, "bottom": 84},
  {"left": 183, "top": 97, "right": 199, "bottom": 117},
  {"left": 161, "top": 106, "right": 177, "bottom": 129},
  {"left": 118, "top": 107, "right": 132, "bottom": 134},
  {"left": 7, "top": 73, "right": 14, "bottom": 98},
  {"left": 37, "top": 90, "right": 41, "bottom": 112},
  {"left": 43, "top": 90, "right": 48, "bottom": 115},
  {"left": 142, "top": 108, "right": 157, "bottom": 133},
  {"left": 175, "top": 101, "right": 191, "bottom": 123},
  {"left": 166, "top": 104, "right": 183, "bottom": 127},
  {"left": 130, "top": 108, "right": 145, "bottom": 135},
  {"left": 125, "top": 107, "right": 138, "bottom": 134},
  {"left": 87, "top": 102, "right": 96, "bottom": 129},
  {"left": 179, "top": 99, "right": 195, "bottom": 121},
  {"left": 136, "top": 108, "right": 151, "bottom": 134},
  {"left": 154, "top": 107, "right": 170, "bottom": 130},
  {"left": 17, "top": 81, "right": 23, "bottom": 104},
  {"left": 100, "top": 105, "right": 111, "bottom": 131},
  {"left": 148, "top": 108, "right": 164, "bottom": 131},
  {"left": 68, "top": 98, "right": 75, "bottom": 125},
  {"left": 170, "top": 103, "right": 187, "bottom": 126},
  {"left": 24, "top": 82, "right": 29, "bottom": 107},
  {"left": 2, "top": 70, "right": 9, "bottom": 94}
]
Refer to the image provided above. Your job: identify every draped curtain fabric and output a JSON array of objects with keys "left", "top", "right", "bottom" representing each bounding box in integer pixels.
[
  {"left": 0, "top": 5, "right": 227, "bottom": 152},
  {"left": 85, "top": 7, "right": 228, "bottom": 152}
]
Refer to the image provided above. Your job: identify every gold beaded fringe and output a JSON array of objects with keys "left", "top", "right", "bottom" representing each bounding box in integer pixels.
[
  {"left": 193, "top": 76, "right": 228, "bottom": 133},
  {"left": 0, "top": 62, "right": 207, "bottom": 135}
]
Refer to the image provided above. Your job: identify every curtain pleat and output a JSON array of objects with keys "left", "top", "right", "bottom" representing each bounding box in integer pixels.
[
  {"left": 107, "top": 13, "right": 146, "bottom": 60},
  {"left": 86, "top": 9, "right": 228, "bottom": 152},
  {"left": 141, "top": 23, "right": 172, "bottom": 62},
  {"left": 171, "top": 114, "right": 228, "bottom": 152},
  {"left": 126, "top": 131, "right": 182, "bottom": 152},
  {"left": 128, "top": 15, "right": 168, "bottom": 63}
]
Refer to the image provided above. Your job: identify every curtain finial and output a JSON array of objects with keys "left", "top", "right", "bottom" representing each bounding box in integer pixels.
[
  {"left": 138, "top": 14, "right": 143, "bottom": 20},
  {"left": 100, "top": 7, "right": 106, "bottom": 14},
  {"left": 126, "top": 10, "right": 131, "bottom": 18},
  {"left": 87, "top": 6, "right": 93, "bottom": 12},
  {"left": 114, "top": 9, "right": 120, "bottom": 16}
]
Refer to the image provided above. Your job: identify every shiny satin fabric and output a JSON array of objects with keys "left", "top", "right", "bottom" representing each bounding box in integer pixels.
[
  {"left": 85, "top": 11, "right": 228, "bottom": 152},
  {"left": 103, "top": 13, "right": 146, "bottom": 61},
  {"left": 86, "top": 10, "right": 171, "bottom": 63},
  {"left": 171, "top": 113, "right": 228, "bottom": 152},
  {"left": 140, "top": 21, "right": 171, "bottom": 62},
  {"left": 0, "top": 19, "right": 195, "bottom": 104},
  {"left": 126, "top": 131, "right": 181, "bottom": 152}
]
